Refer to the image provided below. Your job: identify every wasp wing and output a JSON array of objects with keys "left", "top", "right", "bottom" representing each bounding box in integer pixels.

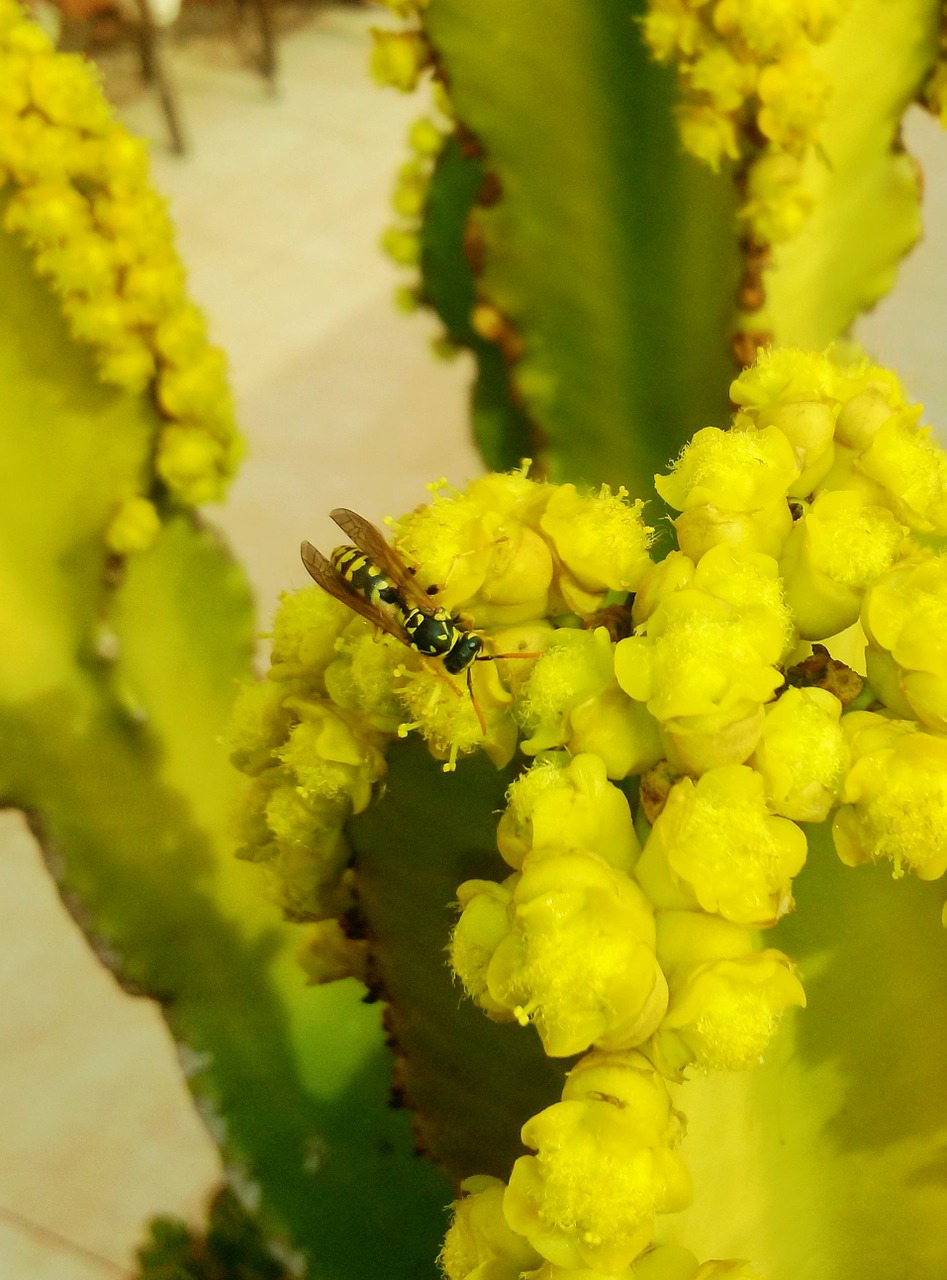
[
  {"left": 330, "top": 507, "right": 438, "bottom": 614},
  {"left": 300, "top": 540, "right": 407, "bottom": 642}
]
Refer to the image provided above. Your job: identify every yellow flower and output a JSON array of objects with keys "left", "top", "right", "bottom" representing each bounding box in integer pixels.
[
  {"left": 675, "top": 104, "right": 739, "bottom": 171},
  {"left": 516, "top": 629, "right": 663, "bottom": 778},
  {"left": 461, "top": 848, "right": 668, "bottom": 1058},
  {"left": 615, "top": 553, "right": 791, "bottom": 773},
  {"left": 104, "top": 496, "right": 161, "bottom": 555},
  {"left": 652, "top": 910, "right": 805, "bottom": 1076},
  {"left": 369, "top": 27, "right": 430, "bottom": 92},
  {"left": 756, "top": 52, "right": 831, "bottom": 151},
  {"left": 439, "top": 1175, "right": 541, "bottom": 1280},
  {"left": 540, "top": 483, "right": 653, "bottom": 604},
  {"left": 277, "top": 705, "right": 386, "bottom": 815},
  {"left": 712, "top": 0, "right": 808, "bottom": 59},
  {"left": 504, "top": 1052, "right": 691, "bottom": 1272},
  {"left": 268, "top": 584, "right": 351, "bottom": 673},
  {"left": 738, "top": 151, "right": 814, "bottom": 245},
  {"left": 750, "top": 686, "right": 847, "bottom": 821},
  {"left": 636, "top": 767, "right": 808, "bottom": 926},
  {"left": 655, "top": 425, "right": 799, "bottom": 515},
  {"left": 833, "top": 712, "right": 947, "bottom": 881},
  {"left": 780, "top": 490, "right": 906, "bottom": 640},
  {"left": 861, "top": 555, "right": 947, "bottom": 731},
  {"left": 496, "top": 753, "right": 640, "bottom": 873},
  {"left": 854, "top": 413, "right": 947, "bottom": 535},
  {"left": 684, "top": 45, "right": 756, "bottom": 113}
]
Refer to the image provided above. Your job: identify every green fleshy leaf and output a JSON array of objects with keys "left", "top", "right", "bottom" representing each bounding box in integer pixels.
[
  {"left": 421, "top": 0, "right": 742, "bottom": 495},
  {"left": 0, "top": 222, "right": 449, "bottom": 1276},
  {"left": 760, "top": 0, "right": 942, "bottom": 346},
  {"left": 420, "top": 135, "right": 534, "bottom": 470},
  {"left": 350, "top": 738, "right": 568, "bottom": 1182},
  {"left": 665, "top": 824, "right": 947, "bottom": 1279}
]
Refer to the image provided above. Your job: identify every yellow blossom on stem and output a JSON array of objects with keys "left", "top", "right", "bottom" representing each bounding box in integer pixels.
[
  {"left": 833, "top": 711, "right": 947, "bottom": 881},
  {"left": 496, "top": 752, "right": 640, "bottom": 873},
  {"left": 369, "top": 27, "right": 431, "bottom": 92},
  {"left": 636, "top": 766, "right": 808, "bottom": 925},
  {"left": 656, "top": 425, "right": 799, "bottom": 517},
  {"left": 504, "top": 1051, "right": 691, "bottom": 1272},
  {"left": 439, "top": 1175, "right": 542, "bottom": 1280},
  {"left": 862, "top": 555, "right": 947, "bottom": 731},
  {"left": 457, "top": 848, "right": 667, "bottom": 1057},
  {"left": 277, "top": 704, "right": 386, "bottom": 815},
  {"left": 756, "top": 51, "right": 831, "bottom": 151},
  {"left": 750, "top": 686, "right": 848, "bottom": 821},
  {"left": 539, "top": 483, "right": 654, "bottom": 605},
  {"left": 652, "top": 910, "right": 805, "bottom": 1077},
  {"left": 854, "top": 413, "right": 947, "bottom": 535},
  {"left": 780, "top": 490, "right": 906, "bottom": 640}
]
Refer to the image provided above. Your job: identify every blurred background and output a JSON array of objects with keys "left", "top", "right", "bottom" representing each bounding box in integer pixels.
[{"left": 1, "top": 3, "right": 946, "bottom": 1275}]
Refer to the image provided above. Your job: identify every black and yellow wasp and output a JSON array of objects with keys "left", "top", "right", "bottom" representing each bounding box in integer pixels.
[{"left": 300, "top": 507, "right": 485, "bottom": 676}]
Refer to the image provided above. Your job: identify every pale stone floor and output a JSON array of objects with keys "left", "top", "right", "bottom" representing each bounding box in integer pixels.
[{"left": 3, "top": 6, "right": 947, "bottom": 1275}]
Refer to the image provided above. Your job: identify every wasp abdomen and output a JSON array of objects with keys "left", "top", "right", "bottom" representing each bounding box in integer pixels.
[{"left": 331, "top": 545, "right": 403, "bottom": 611}]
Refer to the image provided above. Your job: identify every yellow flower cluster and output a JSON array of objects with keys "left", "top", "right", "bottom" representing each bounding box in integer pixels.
[
  {"left": 0, "top": 0, "right": 240, "bottom": 519},
  {"left": 641, "top": 0, "right": 849, "bottom": 243},
  {"left": 230, "top": 347, "right": 947, "bottom": 1279}
]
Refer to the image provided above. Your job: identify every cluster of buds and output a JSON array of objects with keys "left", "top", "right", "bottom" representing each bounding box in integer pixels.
[
  {"left": 642, "top": 0, "right": 850, "bottom": 243},
  {"left": 0, "top": 0, "right": 240, "bottom": 525},
  {"left": 231, "top": 347, "right": 947, "bottom": 1276}
]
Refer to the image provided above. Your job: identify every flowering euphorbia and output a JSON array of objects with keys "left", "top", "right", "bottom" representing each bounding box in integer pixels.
[{"left": 232, "top": 347, "right": 947, "bottom": 1278}]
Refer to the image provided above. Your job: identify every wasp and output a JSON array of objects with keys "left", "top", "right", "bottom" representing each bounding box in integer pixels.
[{"left": 302, "top": 508, "right": 537, "bottom": 734}]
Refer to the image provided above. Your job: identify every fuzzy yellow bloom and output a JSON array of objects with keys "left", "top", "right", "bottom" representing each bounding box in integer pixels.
[
  {"left": 712, "top": 0, "right": 809, "bottom": 59},
  {"left": 396, "top": 472, "right": 552, "bottom": 619},
  {"left": 268, "top": 585, "right": 351, "bottom": 673},
  {"left": 833, "top": 712, "right": 947, "bottom": 881},
  {"left": 854, "top": 413, "right": 947, "bottom": 535},
  {"left": 750, "top": 686, "right": 848, "bottom": 821},
  {"left": 0, "top": 0, "right": 240, "bottom": 510},
  {"left": 862, "top": 555, "right": 947, "bottom": 732},
  {"left": 225, "top": 680, "right": 293, "bottom": 775},
  {"left": 683, "top": 45, "right": 756, "bottom": 113},
  {"left": 756, "top": 51, "right": 831, "bottom": 150},
  {"left": 780, "top": 490, "right": 906, "bottom": 640},
  {"left": 652, "top": 911, "right": 805, "bottom": 1077},
  {"left": 496, "top": 753, "right": 640, "bottom": 873},
  {"left": 540, "top": 483, "right": 653, "bottom": 608},
  {"left": 655, "top": 425, "right": 799, "bottom": 515},
  {"left": 323, "top": 631, "right": 405, "bottom": 732},
  {"left": 738, "top": 151, "right": 814, "bottom": 245},
  {"left": 439, "top": 1175, "right": 542, "bottom": 1280},
  {"left": 637, "top": 767, "right": 808, "bottom": 926},
  {"left": 615, "top": 552, "right": 791, "bottom": 773},
  {"left": 504, "top": 1052, "right": 691, "bottom": 1272},
  {"left": 297, "top": 918, "right": 367, "bottom": 986},
  {"left": 516, "top": 628, "right": 663, "bottom": 778},
  {"left": 450, "top": 878, "right": 515, "bottom": 1019},
  {"left": 277, "top": 707, "right": 386, "bottom": 815},
  {"left": 676, "top": 104, "right": 739, "bottom": 172},
  {"left": 457, "top": 849, "right": 667, "bottom": 1058}
]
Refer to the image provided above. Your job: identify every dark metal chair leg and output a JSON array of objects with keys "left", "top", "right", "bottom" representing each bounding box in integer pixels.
[{"left": 132, "top": 0, "right": 187, "bottom": 156}]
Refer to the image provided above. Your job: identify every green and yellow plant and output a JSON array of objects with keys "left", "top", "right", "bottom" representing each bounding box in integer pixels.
[{"left": 4, "top": 0, "right": 947, "bottom": 1278}]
